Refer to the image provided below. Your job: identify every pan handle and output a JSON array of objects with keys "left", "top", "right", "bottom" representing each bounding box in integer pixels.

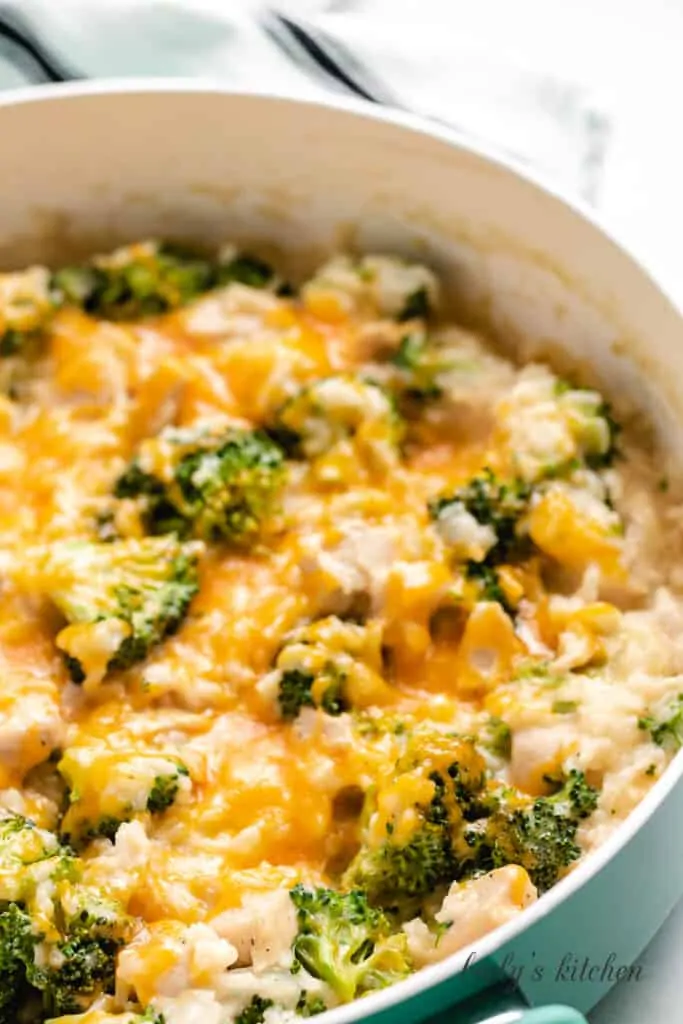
[
  {"left": 444, "top": 984, "right": 588, "bottom": 1024},
  {"left": 504, "top": 1009, "right": 588, "bottom": 1024},
  {"left": 460, "top": 1002, "right": 587, "bottom": 1024}
]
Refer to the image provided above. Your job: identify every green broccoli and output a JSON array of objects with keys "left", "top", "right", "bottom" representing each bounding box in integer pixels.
[
  {"left": 52, "top": 241, "right": 216, "bottom": 320},
  {"left": 479, "top": 717, "right": 513, "bottom": 761},
  {"left": 0, "top": 813, "right": 72, "bottom": 905},
  {"left": 289, "top": 886, "right": 411, "bottom": 1003},
  {"left": 270, "top": 375, "right": 403, "bottom": 467},
  {"left": 389, "top": 332, "right": 449, "bottom": 403},
  {"left": 303, "top": 254, "right": 436, "bottom": 321},
  {"left": 230, "top": 988, "right": 327, "bottom": 1024},
  {"left": 639, "top": 694, "right": 683, "bottom": 751},
  {"left": 75, "top": 817, "right": 123, "bottom": 846},
  {"left": 554, "top": 380, "right": 620, "bottom": 472},
  {"left": 0, "top": 330, "right": 36, "bottom": 360},
  {"left": 112, "top": 462, "right": 185, "bottom": 539},
  {"left": 42, "top": 932, "right": 119, "bottom": 1016},
  {"left": 147, "top": 765, "right": 190, "bottom": 813},
  {"left": 115, "top": 424, "right": 287, "bottom": 545},
  {"left": 296, "top": 994, "right": 328, "bottom": 1017},
  {"left": 278, "top": 667, "right": 346, "bottom": 721},
  {"left": 52, "top": 243, "right": 280, "bottom": 323},
  {"left": 58, "top": 749, "right": 190, "bottom": 848},
  {"left": 352, "top": 712, "right": 410, "bottom": 740},
  {"left": 0, "top": 904, "right": 37, "bottom": 1024},
  {"left": 462, "top": 770, "right": 599, "bottom": 893},
  {"left": 268, "top": 617, "right": 389, "bottom": 721},
  {"left": 22, "top": 536, "right": 199, "bottom": 685},
  {"left": 137, "top": 1011, "right": 166, "bottom": 1024},
  {"left": 218, "top": 253, "right": 276, "bottom": 290},
  {"left": 0, "top": 267, "right": 55, "bottom": 360},
  {"left": 235, "top": 995, "right": 275, "bottom": 1024},
  {"left": 397, "top": 286, "right": 431, "bottom": 322},
  {"left": 28, "top": 888, "right": 131, "bottom": 1018},
  {"left": 429, "top": 470, "right": 534, "bottom": 614},
  {"left": 463, "top": 562, "right": 514, "bottom": 612},
  {"left": 0, "top": 820, "right": 131, "bottom": 1022},
  {"left": 342, "top": 734, "right": 488, "bottom": 907},
  {"left": 344, "top": 810, "right": 455, "bottom": 911},
  {"left": 0, "top": 810, "right": 60, "bottom": 861},
  {"left": 430, "top": 468, "right": 532, "bottom": 566}
]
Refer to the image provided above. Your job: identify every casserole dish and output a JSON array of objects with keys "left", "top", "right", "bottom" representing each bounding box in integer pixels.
[{"left": 0, "top": 81, "right": 682, "bottom": 1024}]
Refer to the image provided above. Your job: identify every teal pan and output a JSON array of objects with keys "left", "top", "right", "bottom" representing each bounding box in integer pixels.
[{"left": 1, "top": 81, "right": 682, "bottom": 1024}]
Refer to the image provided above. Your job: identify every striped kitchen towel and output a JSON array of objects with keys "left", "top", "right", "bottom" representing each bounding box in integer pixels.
[{"left": 0, "top": 0, "right": 611, "bottom": 202}]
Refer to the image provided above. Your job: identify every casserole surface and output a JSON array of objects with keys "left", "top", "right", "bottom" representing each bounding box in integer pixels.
[{"left": 2, "top": 241, "right": 683, "bottom": 1024}]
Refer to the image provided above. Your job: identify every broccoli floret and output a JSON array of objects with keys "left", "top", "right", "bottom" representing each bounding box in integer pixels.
[
  {"left": 218, "top": 253, "right": 276, "bottom": 290},
  {"left": 267, "top": 617, "right": 389, "bottom": 721},
  {"left": 43, "top": 932, "right": 119, "bottom": 1016},
  {"left": 58, "top": 749, "right": 190, "bottom": 847},
  {"left": 147, "top": 764, "right": 190, "bottom": 813},
  {"left": 554, "top": 381, "right": 620, "bottom": 471},
  {"left": 303, "top": 254, "right": 437, "bottom": 321},
  {"left": 463, "top": 562, "right": 513, "bottom": 611},
  {"left": 0, "top": 903, "right": 37, "bottom": 1023},
  {"left": 639, "top": 694, "right": 683, "bottom": 751},
  {"left": 52, "top": 243, "right": 280, "bottom": 323},
  {"left": 463, "top": 770, "right": 599, "bottom": 893},
  {"left": 277, "top": 668, "right": 316, "bottom": 720},
  {"left": 0, "top": 822, "right": 68, "bottom": 1014},
  {"left": 115, "top": 424, "right": 287, "bottom": 546},
  {"left": 559, "top": 770, "right": 600, "bottom": 817},
  {"left": 270, "top": 375, "right": 403, "bottom": 471},
  {"left": 51, "top": 264, "right": 103, "bottom": 307},
  {"left": 138, "top": 1011, "right": 166, "bottom": 1024},
  {"left": 352, "top": 712, "right": 409, "bottom": 740},
  {"left": 296, "top": 994, "right": 328, "bottom": 1017},
  {"left": 278, "top": 667, "right": 346, "bottom": 720},
  {"left": 0, "top": 839, "right": 131, "bottom": 1021},
  {"left": 235, "top": 995, "right": 275, "bottom": 1024},
  {"left": 392, "top": 334, "right": 434, "bottom": 373},
  {"left": 62, "top": 883, "right": 132, "bottom": 947},
  {"left": 343, "top": 734, "right": 488, "bottom": 907},
  {"left": 234, "top": 989, "right": 328, "bottom": 1024},
  {"left": 430, "top": 470, "right": 533, "bottom": 612},
  {"left": 396, "top": 286, "right": 431, "bottom": 322},
  {"left": 52, "top": 241, "right": 216, "bottom": 320},
  {"left": 78, "top": 817, "right": 123, "bottom": 846},
  {"left": 0, "top": 267, "right": 55, "bottom": 361},
  {"left": 29, "top": 888, "right": 131, "bottom": 1018},
  {"left": 389, "top": 333, "right": 447, "bottom": 403},
  {"left": 23, "top": 536, "right": 199, "bottom": 685},
  {"left": 0, "top": 813, "right": 72, "bottom": 905},
  {"left": 0, "top": 810, "right": 60, "bottom": 862},
  {"left": 479, "top": 717, "right": 512, "bottom": 761},
  {"left": 496, "top": 372, "right": 621, "bottom": 483},
  {"left": 289, "top": 886, "right": 411, "bottom": 1003},
  {"left": 345, "top": 816, "right": 455, "bottom": 911},
  {"left": 430, "top": 469, "right": 532, "bottom": 566}
]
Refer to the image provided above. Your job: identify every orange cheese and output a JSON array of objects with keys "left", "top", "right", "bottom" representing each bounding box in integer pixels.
[{"left": 0, "top": 255, "right": 623, "bottom": 973}]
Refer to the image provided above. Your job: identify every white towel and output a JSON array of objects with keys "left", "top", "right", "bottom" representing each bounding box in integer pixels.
[{"left": 0, "top": 0, "right": 610, "bottom": 202}]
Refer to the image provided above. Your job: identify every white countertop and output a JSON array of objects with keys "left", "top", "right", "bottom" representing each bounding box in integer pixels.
[{"left": 590, "top": 897, "right": 683, "bottom": 1022}]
